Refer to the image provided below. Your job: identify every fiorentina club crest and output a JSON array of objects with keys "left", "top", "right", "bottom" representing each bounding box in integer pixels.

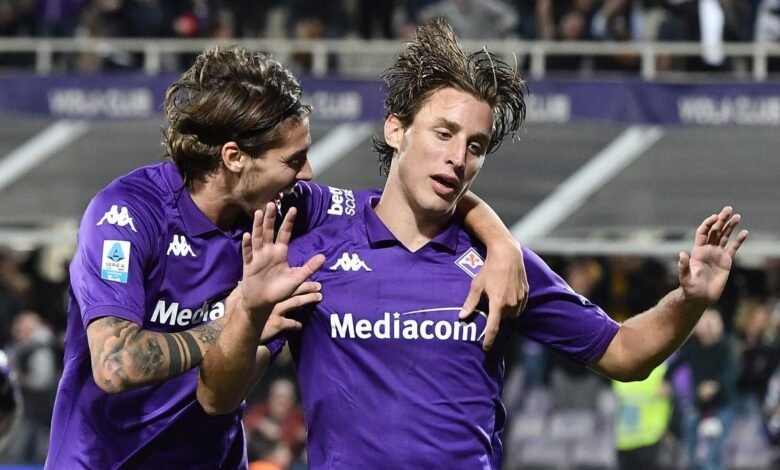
[{"left": 455, "top": 247, "right": 484, "bottom": 278}]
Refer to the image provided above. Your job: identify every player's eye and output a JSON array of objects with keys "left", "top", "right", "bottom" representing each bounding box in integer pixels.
[{"left": 436, "top": 130, "right": 452, "bottom": 140}]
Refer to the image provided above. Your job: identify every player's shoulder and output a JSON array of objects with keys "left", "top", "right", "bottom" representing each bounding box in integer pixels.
[
  {"left": 294, "top": 181, "right": 379, "bottom": 216},
  {"left": 83, "top": 162, "right": 170, "bottom": 234},
  {"left": 457, "top": 230, "right": 555, "bottom": 280},
  {"left": 287, "top": 186, "right": 375, "bottom": 257}
]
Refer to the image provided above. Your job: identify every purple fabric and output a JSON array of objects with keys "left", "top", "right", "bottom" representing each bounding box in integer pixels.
[
  {"left": 48, "top": 162, "right": 251, "bottom": 469},
  {"left": 280, "top": 189, "right": 619, "bottom": 469}
]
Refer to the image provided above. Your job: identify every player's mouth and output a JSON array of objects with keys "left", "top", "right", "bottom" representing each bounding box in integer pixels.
[
  {"left": 430, "top": 174, "right": 459, "bottom": 197},
  {"left": 274, "top": 185, "right": 297, "bottom": 206}
]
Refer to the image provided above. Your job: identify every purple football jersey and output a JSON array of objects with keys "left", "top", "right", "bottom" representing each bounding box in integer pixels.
[
  {"left": 281, "top": 190, "right": 620, "bottom": 469},
  {"left": 47, "top": 164, "right": 332, "bottom": 469}
]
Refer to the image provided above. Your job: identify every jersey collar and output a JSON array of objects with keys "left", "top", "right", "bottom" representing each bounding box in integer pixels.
[
  {"left": 363, "top": 196, "right": 459, "bottom": 254},
  {"left": 162, "top": 162, "right": 249, "bottom": 238}
]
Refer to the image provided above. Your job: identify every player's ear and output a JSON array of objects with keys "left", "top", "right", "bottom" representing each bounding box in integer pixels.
[
  {"left": 221, "top": 141, "right": 245, "bottom": 174},
  {"left": 384, "top": 114, "right": 404, "bottom": 151}
]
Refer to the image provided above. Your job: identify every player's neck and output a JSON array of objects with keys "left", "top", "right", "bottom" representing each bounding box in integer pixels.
[
  {"left": 374, "top": 186, "right": 452, "bottom": 253},
  {"left": 189, "top": 175, "right": 244, "bottom": 231}
]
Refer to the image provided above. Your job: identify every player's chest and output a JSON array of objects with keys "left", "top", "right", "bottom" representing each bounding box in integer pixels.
[
  {"left": 144, "top": 229, "right": 242, "bottom": 330},
  {"left": 309, "top": 247, "right": 489, "bottom": 351}
]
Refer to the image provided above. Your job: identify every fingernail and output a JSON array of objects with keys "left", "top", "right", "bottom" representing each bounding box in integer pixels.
[{"left": 316, "top": 293, "right": 323, "bottom": 301}]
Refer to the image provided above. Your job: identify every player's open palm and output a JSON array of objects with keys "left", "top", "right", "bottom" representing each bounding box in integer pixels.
[
  {"left": 678, "top": 206, "right": 748, "bottom": 308},
  {"left": 240, "top": 203, "right": 326, "bottom": 325}
]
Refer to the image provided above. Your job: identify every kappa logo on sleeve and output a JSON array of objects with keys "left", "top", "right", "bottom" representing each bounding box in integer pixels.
[
  {"left": 101, "top": 240, "right": 131, "bottom": 283},
  {"left": 455, "top": 247, "right": 484, "bottom": 278},
  {"left": 97, "top": 205, "right": 137, "bottom": 232}
]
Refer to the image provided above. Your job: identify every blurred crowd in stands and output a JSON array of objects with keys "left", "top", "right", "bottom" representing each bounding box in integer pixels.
[
  {"left": 1, "top": 245, "right": 780, "bottom": 468},
  {"left": 0, "top": 1, "right": 779, "bottom": 73}
]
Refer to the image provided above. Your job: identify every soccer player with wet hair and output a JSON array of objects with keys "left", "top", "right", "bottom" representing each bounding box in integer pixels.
[
  {"left": 47, "top": 44, "right": 530, "bottom": 469},
  {"left": 199, "top": 18, "right": 748, "bottom": 469}
]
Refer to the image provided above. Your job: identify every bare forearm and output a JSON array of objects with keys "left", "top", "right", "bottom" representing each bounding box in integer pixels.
[
  {"left": 596, "top": 288, "right": 705, "bottom": 381},
  {"left": 458, "top": 191, "right": 514, "bottom": 246},
  {"left": 197, "top": 310, "right": 267, "bottom": 415},
  {"left": 88, "top": 316, "right": 225, "bottom": 394}
]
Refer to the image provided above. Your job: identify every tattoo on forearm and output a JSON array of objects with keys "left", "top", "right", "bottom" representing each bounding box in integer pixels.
[
  {"left": 135, "top": 337, "right": 164, "bottom": 377},
  {"left": 91, "top": 315, "right": 225, "bottom": 392},
  {"left": 163, "top": 334, "right": 182, "bottom": 377},
  {"left": 92, "top": 318, "right": 144, "bottom": 392},
  {"left": 180, "top": 332, "right": 202, "bottom": 369},
  {"left": 194, "top": 322, "right": 222, "bottom": 344}
]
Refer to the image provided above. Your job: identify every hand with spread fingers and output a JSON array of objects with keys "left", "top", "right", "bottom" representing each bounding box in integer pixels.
[
  {"left": 678, "top": 206, "right": 749, "bottom": 309},
  {"left": 239, "top": 202, "right": 326, "bottom": 332}
]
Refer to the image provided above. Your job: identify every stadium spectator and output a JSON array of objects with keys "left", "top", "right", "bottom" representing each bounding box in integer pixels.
[
  {"left": 535, "top": 0, "right": 599, "bottom": 40},
  {"left": 418, "top": 0, "right": 519, "bottom": 39},
  {"left": 669, "top": 307, "right": 739, "bottom": 470},
  {"left": 5, "top": 311, "right": 58, "bottom": 464},
  {"left": 0, "top": 252, "right": 25, "bottom": 350},
  {"left": 613, "top": 362, "right": 673, "bottom": 470},
  {"left": 244, "top": 378, "right": 305, "bottom": 463},
  {"left": 656, "top": 0, "right": 752, "bottom": 70},
  {"left": 755, "top": 0, "right": 780, "bottom": 43},
  {"left": 45, "top": 42, "right": 528, "bottom": 469},
  {"left": 763, "top": 364, "right": 780, "bottom": 454},
  {"left": 198, "top": 17, "right": 748, "bottom": 469},
  {"left": 734, "top": 298, "right": 780, "bottom": 415},
  {"left": 356, "top": 0, "right": 396, "bottom": 38},
  {"left": 36, "top": 0, "right": 83, "bottom": 36},
  {"left": 536, "top": 0, "right": 602, "bottom": 70},
  {"left": 0, "top": 350, "right": 20, "bottom": 456}
]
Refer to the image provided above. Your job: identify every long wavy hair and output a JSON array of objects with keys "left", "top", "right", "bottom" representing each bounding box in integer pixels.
[{"left": 162, "top": 46, "right": 311, "bottom": 186}]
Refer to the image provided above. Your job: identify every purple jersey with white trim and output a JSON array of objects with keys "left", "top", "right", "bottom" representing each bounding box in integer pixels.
[
  {"left": 282, "top": 190, "right": 619, "bottom": 469},
  {"left": 47, "top": 164, "right": 331, "bottom": 469}
]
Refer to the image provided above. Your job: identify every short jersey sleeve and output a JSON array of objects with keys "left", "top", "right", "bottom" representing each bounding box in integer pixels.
[
  {"left": 69, "top": 188, "right": 160, "bottom": 328},
  {"left": 516, "top": 249, "right": 620, "bottom": 365}
]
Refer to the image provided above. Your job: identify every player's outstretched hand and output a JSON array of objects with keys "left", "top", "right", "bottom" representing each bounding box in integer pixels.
[
  {"left": 459, "top": 239, "right": 528, "bottom": 351},
  {"left": 240, "top": 203, "right": 326, "bottom": 330},
  {"left": 678, "top": 206, "right": 748, "bottom": 309}
]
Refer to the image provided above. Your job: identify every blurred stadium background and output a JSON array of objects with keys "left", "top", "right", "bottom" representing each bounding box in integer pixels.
[{"left": 1, "top": 0, "right": 780, "bottom": 469}]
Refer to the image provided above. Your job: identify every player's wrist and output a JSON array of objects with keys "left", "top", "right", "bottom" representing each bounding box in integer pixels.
[
  {"left": 236, "top": 299, "right": 273, "bottom": 336},
  {"left": 674, "top": 287, "right": 711, "bottom": 314}
]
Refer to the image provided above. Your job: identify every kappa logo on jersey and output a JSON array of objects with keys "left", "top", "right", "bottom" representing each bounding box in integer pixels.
[
  {"left": 330, "top": 307, "right": 488, "bottom": 343},
  {"left": 101, "top": 240, "right": 131, "bottom": 283},
  {"left": 167, "top": 234, "right": 196, "bottom": 257},
  {"left": 455, "top": 247, "right": 484, "bottom": 278},
  {"left": 329, "top": 252, "right": 372, "bottom": 272},
  {"left": 327, "top": 187, "right": 356, "bottom": 216},
  {"left": 97, "top": 205, "right": 137, "bottom": 232}
]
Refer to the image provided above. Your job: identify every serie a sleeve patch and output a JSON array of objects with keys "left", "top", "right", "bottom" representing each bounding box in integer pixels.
[{"left": 100, "top": 240, "right": 132, "bottom": 283}]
